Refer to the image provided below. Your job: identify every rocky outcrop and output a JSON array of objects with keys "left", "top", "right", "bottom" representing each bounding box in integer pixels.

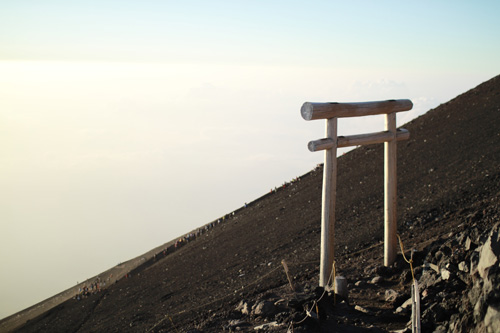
[{"left": 415, "top": 221, "right": 500, "bottom": 332}]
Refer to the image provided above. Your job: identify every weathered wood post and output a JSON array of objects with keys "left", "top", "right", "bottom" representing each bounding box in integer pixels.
[
  {"left": 385, "top": 112, "right": 397, "bottom": 266},
  {"left": 301, "top": 100, "right": 412, "bottom": 287},
  {"left": 321, "top": 117, "right": 337, "bottom": 287}
]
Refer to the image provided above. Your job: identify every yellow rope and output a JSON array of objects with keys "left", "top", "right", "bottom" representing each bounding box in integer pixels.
[{"left": 397, "top": 234, "right": 415, "bottom": 282}]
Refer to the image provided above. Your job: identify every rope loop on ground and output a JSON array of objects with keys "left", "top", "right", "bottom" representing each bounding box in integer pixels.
[{"left": 290, "top": 260, "right": 335, "bottom": 328}]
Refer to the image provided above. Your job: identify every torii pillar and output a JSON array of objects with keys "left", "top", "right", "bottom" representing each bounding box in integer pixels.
[{"left": 301, "top": 99, "right": 413, "bottom": 287}]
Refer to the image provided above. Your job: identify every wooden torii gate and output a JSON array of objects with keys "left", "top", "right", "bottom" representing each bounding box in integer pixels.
[{"left": 301, "top": 99, "right": 413, "bottom": 287}]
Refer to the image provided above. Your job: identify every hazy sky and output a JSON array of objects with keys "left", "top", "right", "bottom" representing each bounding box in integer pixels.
[{"left": 1, "top": 0, "right": 499, "bottom": 319}]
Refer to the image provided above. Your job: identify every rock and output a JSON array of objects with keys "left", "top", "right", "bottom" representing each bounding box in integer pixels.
[
  {"left": 419, "top": 270, "right": 438, "bottom": 289},
  {"left": 395, "top": 298, "right": 412, "bottom": 314},
  {"left": 253, "top": 321, "right": 280, "bottom": 331},
  {"left": 373, "top": 265, "right": 393, "bottom": 277},
  {"left": 400, "top": 298, "right": 412, "bottom": 309},
  {"left": 470, "top": 249, "right": 481, "bottom": 276},
  {"left": 448, "top": 313, "right": 461, "bottom": 332},
  {"left": 385, "top": 289, "right": 399, "bottom": 303},
  {"left": 468, "top": 279, "right": 483, "bottom": 306},
  {"left": 458, "top": 261, "right": 468, "bottom": 273},
  {"left": 484, "top": 306, "right": 500, "bottom": 333},
  {"left": 390, "top": 328, "right": 411, "bottom": 333},
  {"left": 354, "top": 305, "right": 370, "bottom": 314},
  {"left": 228, "top": 319, "right": 251, "bottom": 329},
  {"left": 236, "top": 300, "right": 254, "bottom": 315},
  {"left": 474, "top": 295, "right": 487, "bottom": 324},
  {"left": 228, "top": 310, "right": 242, "bottom": 319},
  {"left": 484, "top": 265, "right": 500, "bottom": 302},
  {"left": 435, "top": 250, "right": 444, "bottom": 263},
  {"left": 477, "top": 223, "right": 500, "bottom": 279},
  {"left": 440, "top": 268, "right": 451, "bottom": 280},
  {"left": 422, "top": 303, "right": 447, "bottom": 323},
  {"left": 456, "top": 231, "right": 467, "bottom": 245},
  {"left": 274, "top": 299, "right": 286, "bottom": 306},
  {"left": 371, "top": 276, "right": 383, "bottom": 284},
  {"left": 392, "top": 292, "right": 410, "bottom": 309},
  {"left": 426, "top": 262, "right": 440, "bottom": 273},
  {"left": 394, "top": 306, "right": 406, "bottom": 314},
  {"left": 251, "top": 300, "right": 277, "bottom": 317},
  {"left": 433, "top": 324, "right": 447, "bottom": 333},
  {"left": 465, "top": 236, "right": 474, "bottom": 251}
]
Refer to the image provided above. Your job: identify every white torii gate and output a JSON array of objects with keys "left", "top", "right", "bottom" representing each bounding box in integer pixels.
[{"left": 301, "top": 99, "right": 413, "bottom": 287}]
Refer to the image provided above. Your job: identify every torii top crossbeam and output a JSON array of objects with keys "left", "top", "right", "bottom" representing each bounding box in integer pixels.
[{"left": 301, "top": 99, "right": 413, "bottom": 120}]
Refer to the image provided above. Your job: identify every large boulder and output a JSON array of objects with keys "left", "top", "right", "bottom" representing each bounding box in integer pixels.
[{"left": 476, "top": 223, "right": 500, "bottom": 279}]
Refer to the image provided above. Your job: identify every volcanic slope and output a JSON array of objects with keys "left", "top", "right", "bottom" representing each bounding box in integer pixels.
[{"left": 10, "top": 74, "right": 500, "bottom": 332}]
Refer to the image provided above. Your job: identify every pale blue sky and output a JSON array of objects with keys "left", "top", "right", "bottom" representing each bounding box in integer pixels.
[
  {"left": 1, "top": 0, "right": 499, "bottom": 320},
  {"left": 2, "top": 1, "right": 499, "bottom": 68}
]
